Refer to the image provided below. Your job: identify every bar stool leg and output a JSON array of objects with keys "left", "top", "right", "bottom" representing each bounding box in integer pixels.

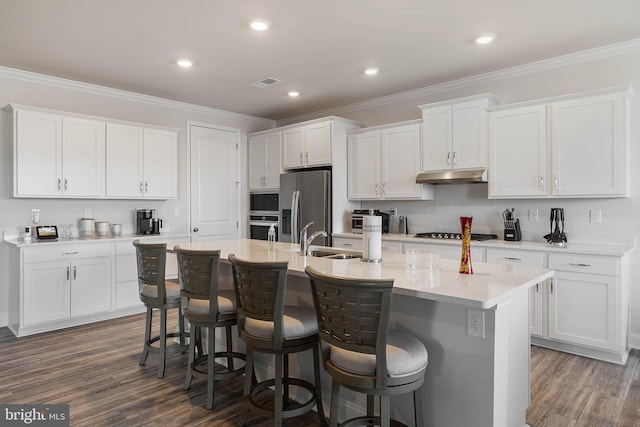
[
  {"left": 158, "top": 307, "right": 167, "bottom": 378},
  {"left": 240, "top": 347, "right": 254, "bottom": 427},
  {"left": 140, "top": 307, "right": 152, "bottom": 365},
  {"left": 367, "top": 394, "right": 375, "bottom": 419},
  {"left": 380, "top": 396, "right": 391, "bottom": 427},
  {"left": 225, "top": 325, "right": 234, "bottom": 371},
  {"left": 184, "top": 325, "right": 197, "bottom": 390},
  {"left": 414, "top": 387, "right": 425, "bottom": 426},
  {"left": 274, "top": 352, "right": 284, "bottom": 427},
  {"left": 283, "top": 353, "right": 290, "bottom": 406},
  {"left": 313, "top": 344, "right": 327, "bottom": 426},
  {"left": 206, "top": 326, "right": 216, "bottom": 410},
  {"left": 329, "top": 381, "right": 340, "bottom": 427}
]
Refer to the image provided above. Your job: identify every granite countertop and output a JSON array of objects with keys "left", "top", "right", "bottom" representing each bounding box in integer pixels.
[
  {"left": 176, "top": 239, "right": 554, "bottom": 310},
  {"left": 333, "top": 232, "right": 635, "bottom": 257}
]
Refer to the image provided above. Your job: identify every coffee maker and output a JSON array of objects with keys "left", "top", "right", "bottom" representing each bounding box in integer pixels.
[{"left": 136, "top": 209, "right": 159, "bottom": 235}]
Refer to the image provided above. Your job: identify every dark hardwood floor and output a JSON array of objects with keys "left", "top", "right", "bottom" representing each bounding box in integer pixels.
[{"left": 1, "top": 313, "right": 639, "bottom": 426}]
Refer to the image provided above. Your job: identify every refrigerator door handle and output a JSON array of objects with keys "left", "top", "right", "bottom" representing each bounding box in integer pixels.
[{"left": 291, "top": 190, "right": 300, "bottom": 244}]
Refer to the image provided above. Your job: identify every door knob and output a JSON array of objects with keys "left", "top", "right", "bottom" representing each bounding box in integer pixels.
[{"left": 193, "top": 227, "right": 199, "bottom": 232}]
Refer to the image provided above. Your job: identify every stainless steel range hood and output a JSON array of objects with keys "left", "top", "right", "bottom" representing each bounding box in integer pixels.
[{"left": 415, "top": 169, "right": 488, "bottom": 184}]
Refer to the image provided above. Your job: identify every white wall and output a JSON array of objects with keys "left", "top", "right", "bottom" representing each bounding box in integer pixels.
[
  {"left": 279, "top": 46, "right": 640, "bottom": 348},
  {"left": 0, "top": 67, "right": 275, "bottom": 326}
]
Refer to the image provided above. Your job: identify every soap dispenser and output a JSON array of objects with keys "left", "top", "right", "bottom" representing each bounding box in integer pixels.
[{"left": 267, "top": 224, "right": 276, "bottom": 251}]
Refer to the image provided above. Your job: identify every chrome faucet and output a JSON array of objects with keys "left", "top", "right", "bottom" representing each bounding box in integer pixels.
[{"left": 300, "top": 222, "right": 328, "bottom": 255}]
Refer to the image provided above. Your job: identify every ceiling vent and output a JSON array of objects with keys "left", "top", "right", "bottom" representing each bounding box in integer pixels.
[{"left": 249, "top": 77, "right": 282, "bottom": 88}]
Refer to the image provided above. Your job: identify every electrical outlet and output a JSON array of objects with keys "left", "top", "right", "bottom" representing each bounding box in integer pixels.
[
  {"left": 467, "top": 309, "right": 485, "bottom": 339},
  {"left": 83, "top": 208, "right": 92, "bottom": 218},
  {"left": 390, "top": 208, "right": 398, "bottom": 217},
  {"left": 589, "top": 209, "right": 602, "bottom": 224},
  {"left": 528, "top": 209, "right": 538, "bottom": 222},
  {"left": 31, "top": 209, "right": 40, "bottom": 224}
]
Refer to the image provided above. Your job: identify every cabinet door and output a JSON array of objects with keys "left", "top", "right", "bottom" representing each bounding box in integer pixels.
[
  {"left": 332, "top": 236, "right": 363, "bottom": 251},
  {"left": 71, "top": 257, "right": 112, "bottom": 317},
  {"left": 486, "top": 248, "right": 546, "bottom": 337},
  {"left": 548, "top": 272, "right": 618, "bottom": 351},
  {"left": 282, "top": 127, "right": 305, "bottom": 169},
  {"left": 489, "top": 105, "right": 547, "bottom": 198},
  {"left": 404, "top": 242, "right": 483, "bottom": 264},
  {"left": 306, "top": 121, "right": 332, "bottom": 167},
  {"left": 263, "top": 132, "right": 282, "bottom": 189},
  {"left": 62, "top": 117, "right": 106, "bottom": 197},
  {"left": 106, "top": 123, "right": 144, "bottom": 197},
  {"left": 381, "top": 124, "right": 423, "bottom": 199},
  {"left": 23, "top": 260, "right": 70, "bottom": 325},
  {"left": 347, "top": 131, "right": 381, "bottom": 199},
  {"left": 551, "top": 92, "right": 628, "bottom": 197},
  {"left": 421, "top": 106, "right": 451, "bottom": 171},
  {"left": 248, "top": 132, "right": 281, "bottom": 190},
  {"left": 452, "top": 100, "right": 488, "bottom": 170},
  {"left": 15, "top": 109, "right": 63, "bottom": 197},
  {"left": 143, "top": 128, "right": 177, "bottom": 199}
]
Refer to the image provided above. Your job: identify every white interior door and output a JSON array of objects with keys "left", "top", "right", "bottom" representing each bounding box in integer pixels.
[{"left": 189, "top": 123, "right": 240, "bottom": 243}]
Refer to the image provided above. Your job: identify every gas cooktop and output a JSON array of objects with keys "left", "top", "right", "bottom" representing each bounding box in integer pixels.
[{"left": 415, "top": 232, "right": 498, "bottom": 241}]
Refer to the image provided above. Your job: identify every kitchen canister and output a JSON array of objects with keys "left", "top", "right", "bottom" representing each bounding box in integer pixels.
[
  {"left": 96, "top": 221, "right": 111, "bottom": 237},
  {"left": 79, "top": 218, "right": 95, "bottom": 237},
  {"left": 111, "top": 223, "right": 122, "bottom": 236},
  {"left": 362, "top": 214, "right": 382, "bottom": 262}
]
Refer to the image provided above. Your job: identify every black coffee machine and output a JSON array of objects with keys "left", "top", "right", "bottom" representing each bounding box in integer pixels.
[{"left": 136, "top": 209, "right": 161, "bottom": 235}]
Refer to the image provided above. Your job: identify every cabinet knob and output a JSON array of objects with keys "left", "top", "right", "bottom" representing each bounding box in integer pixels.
[{"left": 193, "top": 227, "right": 199, "bottom": 232}]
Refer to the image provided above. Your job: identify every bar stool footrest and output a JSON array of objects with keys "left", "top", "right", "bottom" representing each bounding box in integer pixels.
[
  {"left": 248, "top": 377, "right": 318, "bottom": 419},
  {"left": 190, "top": 352, "right": 246, "bottom": 381},
  {"left": 339, "top": 416, "right": 406, "bottom": 427},
  {"left": 144, "top": 332, "right": 190, "bottom": 354}
]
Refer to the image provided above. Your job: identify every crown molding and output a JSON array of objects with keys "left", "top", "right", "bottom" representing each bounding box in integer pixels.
[
  {"left": 0, "top": 66, "right": 275, "bottom": 128},
  {"left": 276, "top": 38, "right": 640, "bottom": 126}
]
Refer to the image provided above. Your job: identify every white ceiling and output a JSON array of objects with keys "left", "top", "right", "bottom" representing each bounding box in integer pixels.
[{"left": 1, "top": 0, "right": 640, "bottom": 121}]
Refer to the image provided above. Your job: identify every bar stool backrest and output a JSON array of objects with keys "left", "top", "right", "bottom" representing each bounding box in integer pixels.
[
  {"left": 174, "top": 246, "right": 222, "bottom": 322},
  {"left": 228, "top": 254, "right": 289, "bottom": 348},
  {"left": 306, "top": 266, "right": 394, "bottom": 389},
  {"left": 133, "top": 240, "right": 168, "bottom": 305}
]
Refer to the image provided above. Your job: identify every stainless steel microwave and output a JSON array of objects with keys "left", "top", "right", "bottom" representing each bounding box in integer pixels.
[{"left": 249, "top": 192, "right": 279, "bottom": 213}]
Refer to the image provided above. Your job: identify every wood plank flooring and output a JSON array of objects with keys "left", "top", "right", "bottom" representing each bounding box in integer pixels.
[{"left": 1, "top": 313, "right": 639, "bottom": 426}]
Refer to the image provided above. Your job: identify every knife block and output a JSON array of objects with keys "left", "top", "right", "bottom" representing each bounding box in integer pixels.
[{"left": 504, "top": 219, "right": 522, "bottom": 241}]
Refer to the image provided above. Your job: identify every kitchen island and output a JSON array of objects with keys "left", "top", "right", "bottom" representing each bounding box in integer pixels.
[{"left": 176, "top": 239, "right": 553, "bottom": 427}]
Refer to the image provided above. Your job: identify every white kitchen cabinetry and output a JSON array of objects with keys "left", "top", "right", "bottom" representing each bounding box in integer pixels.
[
  {"left": 405, "top": 240, "right": 484, "bottom": 265},
  {"left": 546, "top": 253, "right": 624, "bottom": 355},
  {"left": 20, "top": 244, "right": 112, "bottom": 329},
  {"left": 332, "top": 236, "right": 402, "bottom": 254},
  {"left": 419, "top": 95, "right": 499, "bottom": 172},
  {"left": 8, "top": 106, "right": 106, "bottom": 198},
  {"left": 106, "top": 124, "right": 177, "bottom": 199},
  {"left": 489, "top": 87, "right": 631, "bottom": 199},
  {"left": 248, "top": 130, "right": 281, "bottom": 190},
  {"left": 486, "top": 248, "right": 546, "bottom": 337},
  {"left": 348, "top": 121, "right": 434, "bottom": 200},
  {"left": 282, "top": 121, "right": 332, "bottom": 169}
]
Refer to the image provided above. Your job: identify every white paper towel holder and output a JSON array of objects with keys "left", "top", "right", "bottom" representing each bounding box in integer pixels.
[{"left": 362, "top": 214, "right": 383, "bottom": 263}]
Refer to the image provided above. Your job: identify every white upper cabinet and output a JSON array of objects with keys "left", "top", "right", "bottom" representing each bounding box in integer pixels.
[
  {"left": 282, "top": 121, "right": 332, "bottom": 169},
  {"left": 248, "top": 130, "right": 281, "bottom": 190},
  {"left": 10, "top": 107, "right": 105, "bottom": 198},
  {"left": 420, "top": 95, "right": 499, "bottom": 172},
  {"left": 348, "top": 121, "right": 433, "bottom": 200},
  {"left": 106, "top": 124, "right": 177, "bottom": 199},
  {"left": 489, "top": 87, "right": 631, "bottom": 199}
]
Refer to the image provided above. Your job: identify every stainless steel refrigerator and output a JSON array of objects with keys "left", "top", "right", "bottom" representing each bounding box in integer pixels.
[{"left": 279, "top": 169, "right": 331, "bottom": 246}]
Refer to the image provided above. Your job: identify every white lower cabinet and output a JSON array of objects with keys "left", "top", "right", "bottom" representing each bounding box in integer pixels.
[
  {"left": 486, "top": 248, "right": 546, "bottom": 337},
  {"left": 405, "top": 241, "right": 483, "bottom": 265},
  {"left": 21, "top": 244, "right": 112, "bottom": 327}
]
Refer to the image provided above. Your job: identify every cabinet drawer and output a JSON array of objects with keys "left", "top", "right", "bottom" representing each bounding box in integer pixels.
[
  {"left": 486, "top": 248, "right": 545, "bottom": 267},
  {"left": 548, "top": 253, "right": 618, "bottom": 276},
  {"left": 381, "top": 241, "right": 403, "bottom": 254},
  {"left": 23, "top": 243, "right": 111, "bottom": 263},
  {"left": 332, "top": 237, "right": 362, "bottom": 251}
]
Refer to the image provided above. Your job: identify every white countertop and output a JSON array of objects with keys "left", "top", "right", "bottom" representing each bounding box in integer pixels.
[
  {"left": 3, "top": 232, "right": 190, "bottom": 247},
  {"left": 175, "top": 239, "right": 554, "bottom": 310},
  {"left": 333, "top": 232, "right": 635, "bottom": 257}
]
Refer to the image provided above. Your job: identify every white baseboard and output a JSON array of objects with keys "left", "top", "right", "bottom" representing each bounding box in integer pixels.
[
  {"left": 0, "top": 313, "right": 8, "bottom": 328},
  {"left": 629, "top": 332, "right": 640, "bottom": 349}
]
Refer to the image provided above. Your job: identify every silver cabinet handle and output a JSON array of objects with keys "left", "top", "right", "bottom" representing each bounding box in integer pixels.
[
  {"left": 553, "top": 175, "right": 559, "bottom": 190},
  {"left": 550, "top": 279, "right": 554, "bottom": 294},
  {"left": 66, "top": 266, "right": 70, "bottom": 280},
  {"left": 341, "top": 243, "right": 353, "bottom": 247},
  {"left": 382, "top": 183, "right": 387, "bottom": 195},
  {"left": 375, "top": 183, "right": 379, "bottom": 195},
  {"left": 452, "top": 151, "right": 457, "bottom": 165},
  {"left": 503, "top": 257, "right": 522, "bottom": 261},
  {"left": 64, "top": 178, "right": 68, "bottom": 191},
  {"left": 305, "top": 152, "right": 309, "bottom": 164},
  {"left": 299, "top": 152, "right": 303, "bottom": 165},
  {"left": 62, "top": 251, "right": 79, "bottom": 255},
  {"left": 539, "top": 176, "right": 545, "bottom": 190},
  {"left": 447, "top": 152, "right": 451, "bottom": 165},
  {"left": 58, "top": 178, "right": 62, "bottom": 191},
  {"left": 145, "top": 182, "right": 148, "bottom": 193},
  {"left": 569, "top": 262, "right": 591, "bottom": 267},
  {"left": 139, "top": 182, "right": 144, "bottom": 193},
  {"left": 535, "top": 283, "right": 539, "bottom": 292},
  {"left": 73, "top": 266, "right": 77, "bottom": 280}
]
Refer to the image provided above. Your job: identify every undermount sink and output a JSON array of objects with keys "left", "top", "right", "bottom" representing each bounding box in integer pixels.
[{"left": 308, "top": 246, "right": 362, "bottom": 259}]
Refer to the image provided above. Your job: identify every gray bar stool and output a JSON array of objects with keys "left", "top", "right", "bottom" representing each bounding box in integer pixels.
[
  {"left": 174, "top": 246, "right": 245, "bottom": 410},
  {"left": 228, "top": 254, "right": 326, "bottom": 427},
  {"left": 133, "top": 240, "right": 189, "bottom": 379},
  {"left": 306, "top": 266, "right": 428, "bottom": 427}
]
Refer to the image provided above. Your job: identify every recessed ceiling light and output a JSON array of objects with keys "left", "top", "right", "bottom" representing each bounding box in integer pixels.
[
  {"left": 288, "top": 91, "right": 300, "bottom": 97},
  {"left": 250, "top": 19, "right": 270, "bottom": 31},
  {"left": 177, "top": 58, "right": 193, "bottom": 68},
  {"left": 364, "top": 67, "right": 380, "bottom": 76},
  {"left": 475, "top": 33, "right": 496, "bottom": 44}
]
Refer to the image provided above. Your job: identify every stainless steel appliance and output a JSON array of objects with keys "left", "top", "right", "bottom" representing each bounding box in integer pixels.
[
  {"left": 136, "top": 208, "right": 159, "bottom": 235},
  {"left": 351, "top": 209, "right": 390, "bottom": 234},
  {"left": 249, "top": 192, "right": 279, "bottom": 213},
  {"left": 415, "top": 232, "right": 498, "bottom": 241},
  {"left": 249, "top": 213, "right": 279, "bottom": 241},
  {"left": 279, "top": 170, "right": 331, "bottom": 246}
]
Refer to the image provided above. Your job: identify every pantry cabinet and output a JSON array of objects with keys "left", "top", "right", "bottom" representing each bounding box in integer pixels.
[
  {"left": 348, "top": 121, "right": 433, "bottom": 200},
  {"left": 248, "top": 130, "right": 281, "bottom": 190},
  {"left": 8, "top": 106, "right": 106, "bottom": 198},
  {"left": 489, "top": 87, "right": 631, "bottom": 198},
  {"left": 419, "top": 95, "right": 499, "bottom": 172},
  {"left": 106, "top": 124, "right": 177, "bottom": 199}
]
